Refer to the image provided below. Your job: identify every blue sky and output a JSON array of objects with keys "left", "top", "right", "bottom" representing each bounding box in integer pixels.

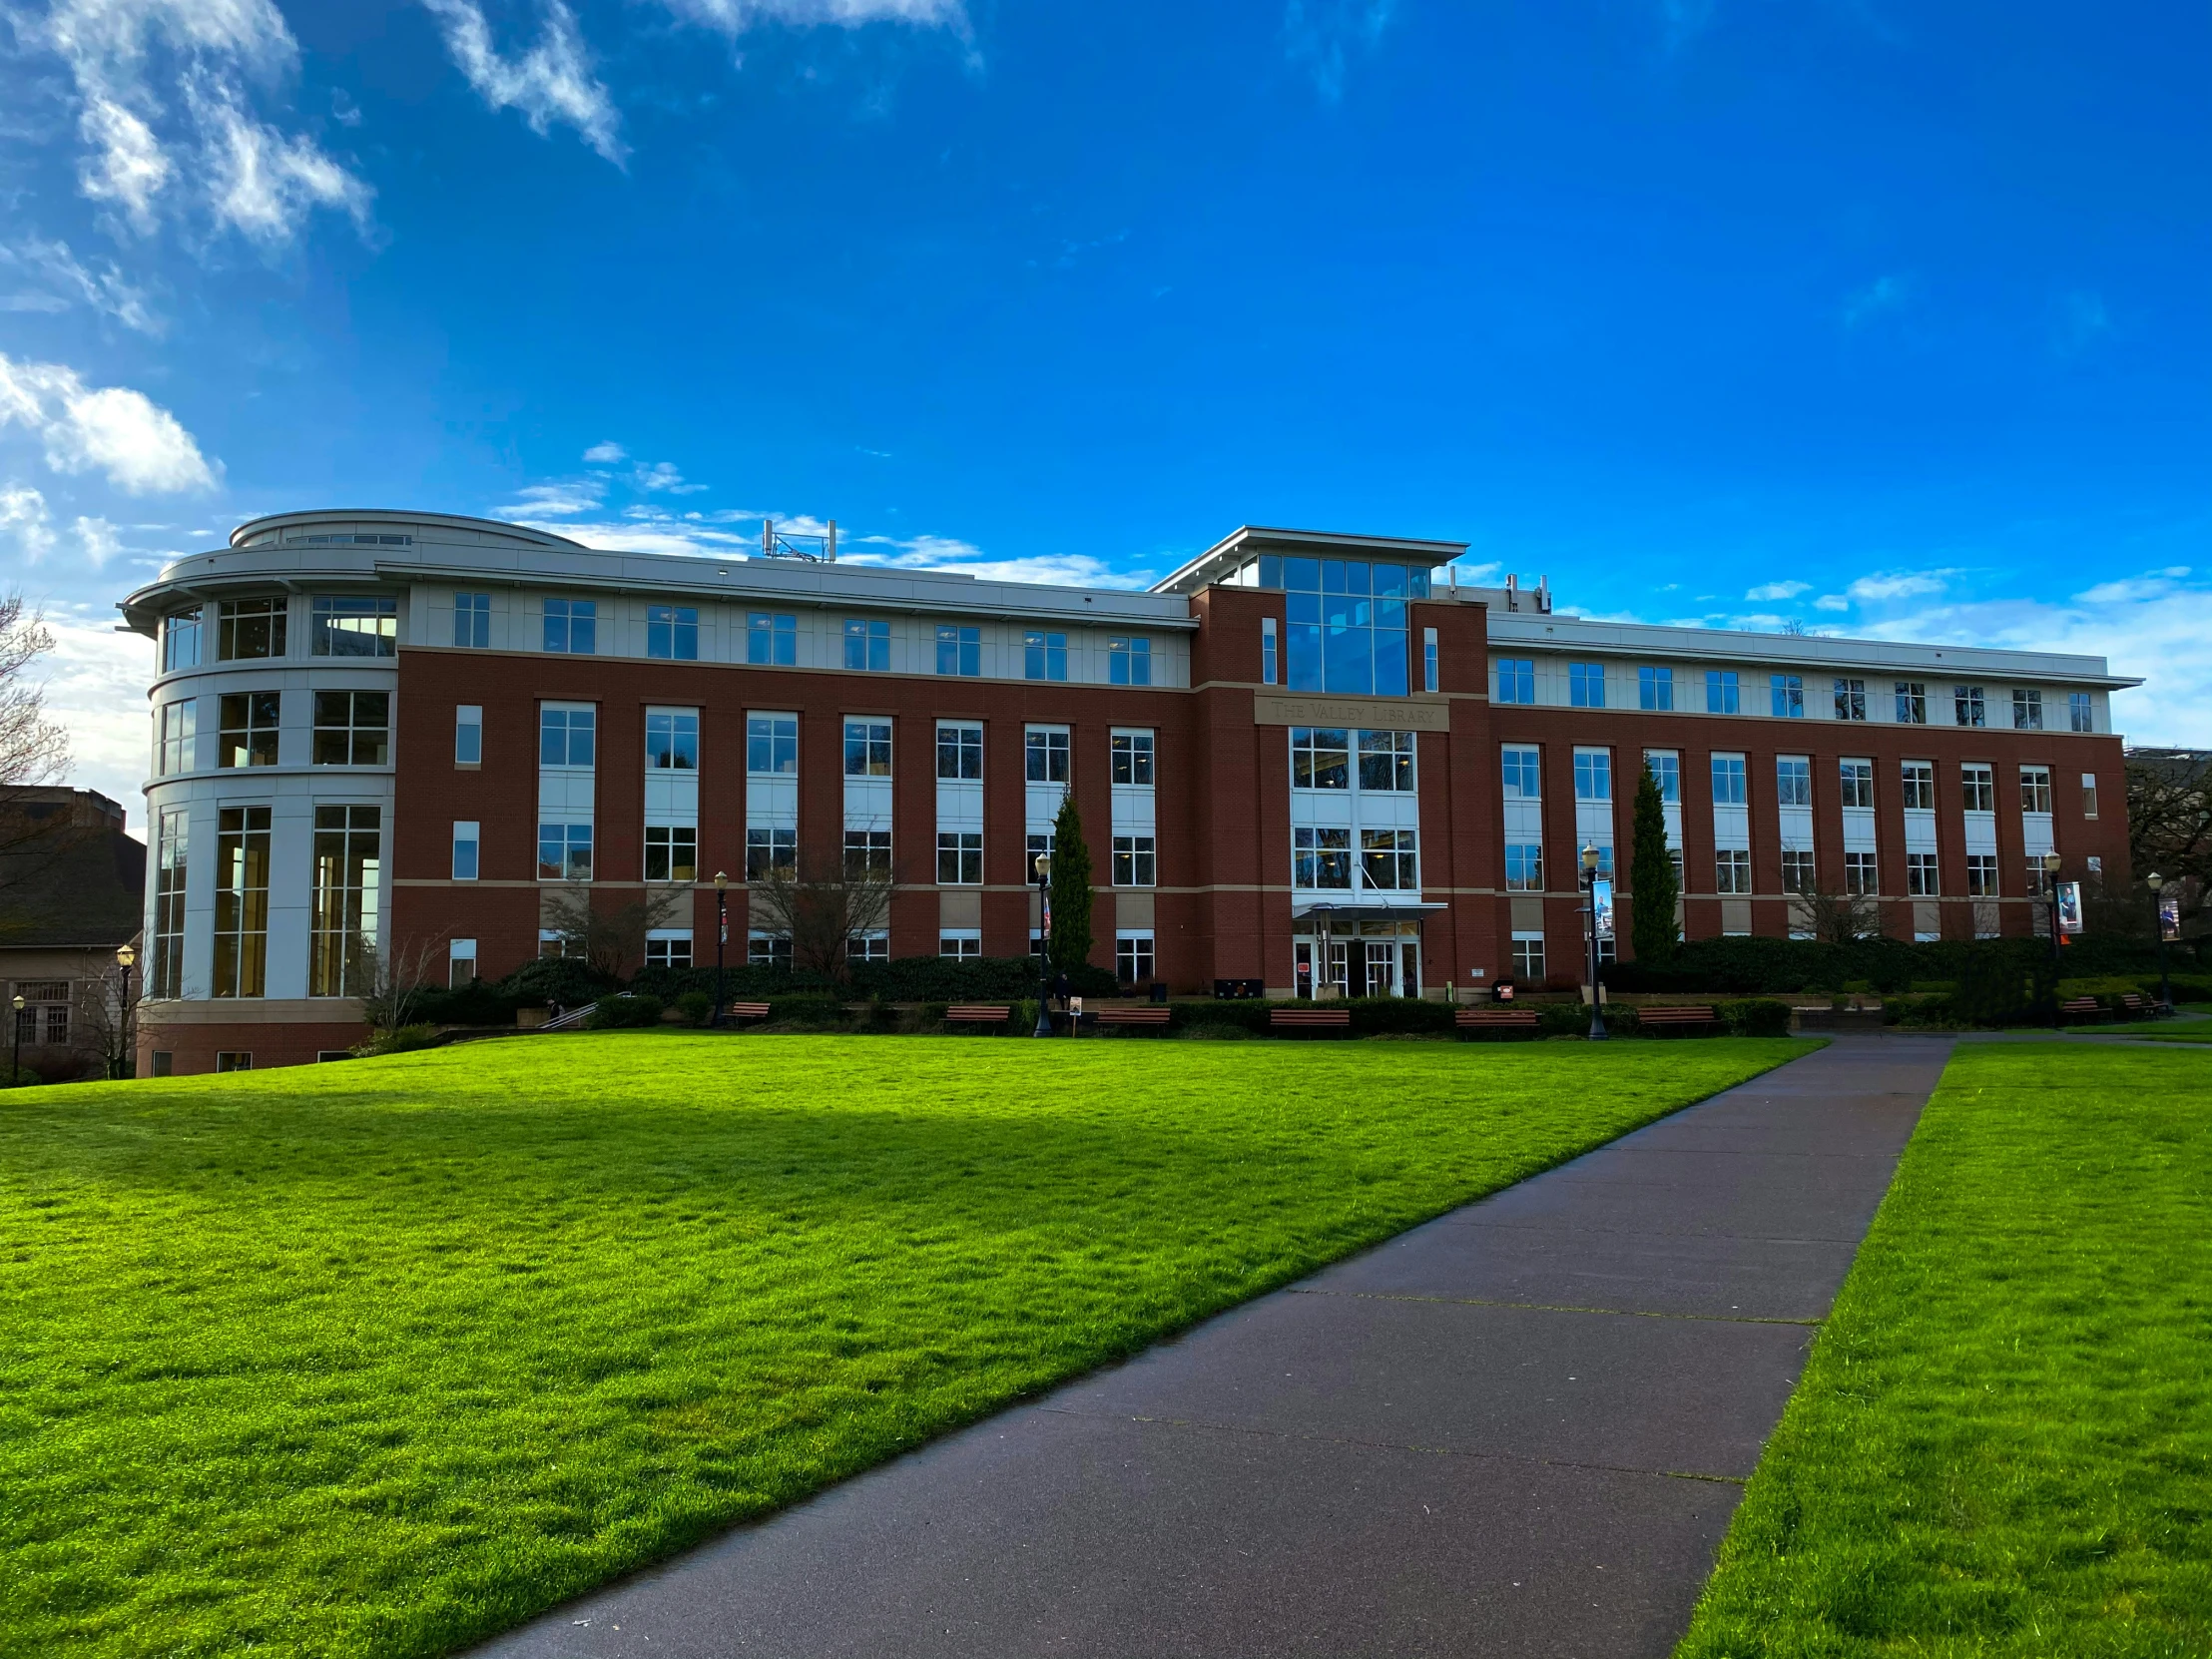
[{"left": 3, "top": 0, "right": 2207, "bottom": 816}]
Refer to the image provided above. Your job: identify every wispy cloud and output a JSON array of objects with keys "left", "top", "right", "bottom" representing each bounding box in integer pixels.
[
  {"left": 1843, "top": 273, "right": 1912, "bottom": 329},
  {"left": 499, "top": 479, "right": 605, "bottom": 517},
  {"left": 652, "top": 0, "right": 967, "bottom": 33},
  {"left": 2075, "top": 566, "right": 2189, "bottom": 606},
  {"left": 1846, "top": 569, "right": 1950, "bottom": 602},
  {"left": 0, "top": 351, "right": 219, "bottom": 493},
  {"left": 420, "top": 0, "right": 627, "bottom": 165},
  {"left": 0, "top": 237, "right": 161, "bottom": 333},
  {"left": 1746, "top": 579, "right": 1810, "bottom": 601},
  {"left": 582, "top": 439, "right": 628, "bottom": 463},
  {"left": 0, "top": 485, "right": 57, "bottom": 560},
  {"left": 846, "top": 533, "right": 1156, "bottom": 589},
  {"left": 633, "top": 460, "right": 707, "bottom": 494},
  {"left": 1284, "top": 0, "right": 1394, "bottom": 102}
]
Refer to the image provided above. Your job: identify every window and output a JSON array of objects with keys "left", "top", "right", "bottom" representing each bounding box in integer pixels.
[
  {"left": 1109, "top": 636, "right": 1153, "bottom": 686},
  {"left": 454, "top": 593, "right": 490, "bottom": 649},
  {"left": 1361, "top": 829, "right": 1417, "bottom": 889},
  {"left": 645, "top": 826, "right": 698, "bottom": 882},
  {"left": 1961, "top": 764, "right": 1995, "bottom": 814},
  {"left": 538, "top": 824, "right": 593, "bottom": 881},
  {"left": 158, "top": 701, "right": 196, "bottom": 776},
  {"left": 1783, "top": 849, "right": 1816, "bottom": 893},
  {"left": 1112, "top": 835, "right": 1157, "bottom": 886},
  {"left": 938, "top": 722, "right": 983, "bottom": 780},
  {"left": 1116, "top": 932, "right": 1156, "bottom": 983},
  {"left": 1770, "top": 675, "right": 1804, "bottom": 719},
  {"left": 215, "top": 1052, "right": 253, "bottom": 1073},
  {"left": 449, "top": 938, "right": 478, "bottom": 986},
  {"left": 1511, "top": 935, "right": 1545, "bottom": 981},
  {"left": 1112, "top": 730, "right": 1155, "bottom": 786},
  {"left": 1276, "top": 555, "right": 1421, "bottom": 695},
  {"left": 2069, "top": 692, "right": 2093, "bottom": 734},
  {"left": 1706, "top": 670, "right": 1740, "bottom": 715},
  {"left": 452, "top": 821, "right": 479, "bottom": 880},
  {"left": 1776, "top": 757, "right": 1811, "bottom": 807},
  {"left": 935, "top": 832, "right": 981, "bottom": 884},
  {"left": 937, "top": 625, "right": 981, "bottom": 678},
  {"left": 1638, "top": 666, "right": 1673, "bottom": 711},
  {"left": 1907, "top": 852, "right": 1939, "bottom": 896},
  {"left": 543, "top": 599, "right": 596, "bottom": 655},
  {"left": 1966, "top": 854, "right": 1999, "bottom": 896},
  {"left": 1501, "top": 745, "right": 1542, "bottom": 800},
  {"left": 1505, "top": 843, "right": 1544, "bottom": 890},
  {"left": 1845, "top": 851, "right": 1878, "bottom": 893},
  {"left": 1715, "top": 849, "right": 1752, "bottom": 893},
  {"left": 1024, "top": 631, "right": 1068, "bottom": 682},
  {"left": 1835, "top": 678, "right": 1867, "bottom": 722},
  {"left": 1953, "top": 685, "right": 1985, "bottom": 728},
  {"left": 1574, "top": 749, "right": 1611, "bottom": 802},
  {"left": 846, "top": 931, "right": 889, "bottom": 966},
  {"left": 1840, "top": 759, "right": 1874, "bottom": 809},
  {"left": 751, "top": 932, "right": 795, "bottom": 968},
  {"left": 746, "top": 828, "right": 796, "bottom": 882},
  {"left": 2020, "top": 766, "right": 2052, "bottom": 815},
  {"left": 748, "top": 612, "right": 798, "bottom": 666},
  {"left": 311, "top": 596, "right": 397, "bottom": 658},
  {"left": 539, "top": 706, "right": 596, "bottom": 768},
  {"left": 216, "top": 692, "right": 280, "bottom": 769},
  {"left": 1291, "top": 727, "right": 1351, "bottom": 790},
  {"left": 10, "top": 984, "right": 67, "bottom": 1048},
  {"left": 645, "top": 933, "right": 692, "bottom": 969},
  {"left": 308, "top": 805, "right": 381, "bottom": 997},
  {"left": 2081, "top": 773, "right": 2100, "bottom": 818},
  {"left": 217, "top": 598, "right": 285, "bottom": 661},
  {"left": 647, "top": 710, "right": 699, "bottom": 771},
  {"left": 842, "top": 830, "right": 890, "bottom": 878},
  {"left": 1026, "top": 831, "right": 1055, "bottom": 874},
  {"left": 1025, "top": 728, "right": 1070, "bottom": 784},
  {"left": 747, "top": 715, "right": 798, "bottom": 775},
  {"left": 1358, "top": 730, "right": 1415, "bottom": 792},
  {"left": 151, "top": 806, "right": 187, "bottom": 999},
  {"left": 1422, "top": 628, "right": 1439, "bottom": 693},
  {"left": 843, "top": 719, "right": 892, "bottom": 777},
  {"left": 162, "top": 607, "right": 202, "bottom": 672},
  {"left": 647, "top": 604, "right": 699, "bottom": 661},
  {"left": 1711, "top": 754, "right": 1747, "bottom": 806},
  {"left": 1261, "top": 618, "right": 1279, "bottom": 686},
  {"left": 455, "top": 705, "right": 482, "bottom": 767},
  {"left": 1645, "top": 750, "right": 1680, "bottom": 802},
  {"left": 938, "top": 931, "right": 981, "bottom": 960},
  {"left": 312, "top": 692, "right": 390, "bottom": 766},
  {"left": 2007, "top": 688, "right": 2042, "bottom": 731},
  {"left": 1495, "top": 659, "right": 1535, "bottom": 705},
  {"left": 844, "top": 618, "right": 889, "bottom": 672},
  {"left": 1294, "top": 827, "right": 1353, "bottom": 888},
  {"left": 1569, "top": 662, "right": 1605, "bottom": 708},
  {"left": 1902, "top": 761, "right": 1936, "bottom": 811}
]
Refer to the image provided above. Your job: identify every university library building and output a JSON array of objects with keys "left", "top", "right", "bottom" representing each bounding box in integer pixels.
[{"left": 122, "top": 510, "right": 2136, "bottom": 1073}]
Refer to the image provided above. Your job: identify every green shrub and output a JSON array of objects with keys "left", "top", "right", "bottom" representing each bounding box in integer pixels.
[
  {"left": 501, "top": 956, "right": 620, "bottom": 1010},
  {"left": 1538, "top": 1003, "right": 1596, "bottom": 1038},
  {"left": 1604, "top": 932, "right": 2204, "bottom": 998},
  {"left": 356, "top": 1024, "right": 441, "bottom": 1056},
  {"left": 1715, "top": 998, "right": 1792, "bottom": 1037},
  {"left": 1346, "top": 997, "right": 1456, "bottom": 1037},
  {"left": 2, "top": 1066, "right": 46, "bottom": 1087},
  {"left": 586, "top": 993, "right": 663, "bottom": 1030},
  {"left": 766, "top": 995, "right": 848, "bottom": 1028},
  {"left": 1179, "top": 1022, "right": 1252, "bottom": 1041},
  {"left": 672, "top": 990, "right": 715, "bottom": 1027}
]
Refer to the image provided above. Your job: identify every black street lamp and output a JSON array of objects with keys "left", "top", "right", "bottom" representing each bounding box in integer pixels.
[
  {"left": 9, "top": 992, "right": 22, "bottom": 1087},
  {"left": 1034, "top": 851, "right": 1054, "bottom": 1038},
  {"left": 2148, "top": 871, "right": 2172, "bottom": 1013},
  {"left": 713, "top": 870, "right": 728, "bottom": 1028},
  {"left": 1581, "top": 842, "right": 1608, "bottom": 1041},
  {"left": 2041, "top": 851, "right": 2063, "bottom": 970},
  {"left": 114, "top": 942, "right": 137, "bottom": 1079}
]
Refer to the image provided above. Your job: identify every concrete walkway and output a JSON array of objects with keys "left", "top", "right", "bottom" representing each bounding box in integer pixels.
[{"left": 476, "top": 1037, "right": 1952, "bottom": 1659}]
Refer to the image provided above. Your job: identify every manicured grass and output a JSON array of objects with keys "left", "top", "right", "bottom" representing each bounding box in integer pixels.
[
  {"left": 1678, "top": 1044, "right": 2212, "bottom": 1658},
  {"left": 0, "top": 1034, "right": 1807, "bottom": 1658}
]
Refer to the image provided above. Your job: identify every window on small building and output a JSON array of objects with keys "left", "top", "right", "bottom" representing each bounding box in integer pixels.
[
  {"left": 1109, "top": 636, "right": 1153, "bottom": 686},
  {"left": 938, "top": 931, "right": 981, "bottom": 960},
  {"left": 1715, "top": 849, "right": 1752, "bottom": 893},
  {"left": 1116, "top": 932, "right": 1156, "bottom": 983},
  {"left": 454, "top": 593, "right": 491, "bottom": 648},
  {"left": 645, "top": 826, "right": 698, "bottom": 882},
  {"left": 1965, "top": 854, "right": 1999, "bottom": 896},
  {"left": 1783, "top": 849, "right": 1816, "bottom": 892},
  {"left": 1961, "top": 764, "right": 1995, "bottom": 814},
  {"left": 538, "top": 823, "right": 593, "bottom": 881},
  {"left": 746, "top": 715, "right": 798, "bottom": 775},
  {"left": 1293, "top": 827, "right": 1353, "bottom": 889},
  {"left": 1907, "top": 851, "right": 1939, "bottom": 895},
  {"left": 2012, "top": 688, "right": 2043, "bottom": 731},
  {"left": 645, "top": 932, "right": 693, "bottom": 969},
  {"left": 1953, "top": 685, "right": 1986, "bottom": 728},
  {"left": 1706, "top": 670, "right": 1740, "bottom": 715},
  {"left": 1834, "top": 678, "right": 1867, "bottom": 721},
  {"left": 216, "top": 1052, "right": 254, "bottom": 1073},
  {"left": 163, "top": 607, "right": 202, "bottom": 671},
  {"left": 1569, "top": 662, "right": 1605, "bottom": 708},
  {"left": 937, "top": 831, "right": 982, "bottom": 884},
  {"left": 1511, "top": 934, "right": 1545, "bottom": 981},
  {"left": 1505, "top": 843, "right": 1544, "bottom": 890},
  {"left": 219, "top": 692, "right": 280, "bottom": 769},
  {"left": 1112, "top": 730, "right": 1155, "bottom": 785},
  {"left": 217, "top": 598, "right": 286, "bottom": 661},
  {"left": 1291, "top": 727, "right": 1351, "bottom": 790},
  {"left": 1361, "top": 829, "right": 1417, "bottom": 889},
  {"left": 937, "top": 722, "right": 983, "bottom": 780},
  {"left": 843, "top": 720, "right": 892, "bottom": 777},
  {"left": 1358, "top": 729, "right": 1415, "bottom": 791},
  {"left": 2020, "top": 766, "right": 2053, "bottom": 815},
  {"left": 746, "top": 828, "right": 796, "bottom": 883},
  {"left": 647, "top": 710, "right": 698, "bottom": 771},
  {"left": 159, "top": 700, "right": 197, "bottom": 776},
  {"left": 1901, "top": 761, "right": 1935, "bottom": 811},
  {"left": 1896, "top": 682, "right": 1928, "bottom": 724},
  {"left": 1638, "top": 666, "right": 1673, "bottom": 711},
  {"left": 1025, "top": 727, "right": 1071, "bottom": 784},
  {"left": 750, "top": 932, "right": 795, "bottom": 968},
  {"left": 2069, "top": 692, "right": 2093, "bottom": 734},
  {"left": 1112, "top": 834, "right": 1157, "bottom": 886},
  {"left": 1845, "top": 851, "right": 1878, "bottom": 893},
  {"left": 1024, "top": 631, "right": 1068, "bottom": 682},
  {"left": 843, "top": 618, "right": 890, "bottom": 672},
  {"left": 842, "top": 830, "right": 890, "bottom": 878},
  {"left": 1770, "top": 675, "right": 1804, "bottom": 719}
]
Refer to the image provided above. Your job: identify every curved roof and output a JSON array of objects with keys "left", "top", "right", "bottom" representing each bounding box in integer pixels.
[{"left": 229, "top": 509, "right": 586, "bottom": 551}]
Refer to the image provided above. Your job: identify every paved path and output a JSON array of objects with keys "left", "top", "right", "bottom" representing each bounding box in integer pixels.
[{"left": 476, "top": 1037, "right": 1952, "bottom": 1659}]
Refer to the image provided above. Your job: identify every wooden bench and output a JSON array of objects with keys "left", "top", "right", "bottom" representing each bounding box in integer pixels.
[
  {"left": 1271, "top": 1006, "right": 1351, "bottom": 1029},
  {"left": 944, "top": 1004, "right": 1011, "bottom": 1025},
  {"left": 2119, "top": 992, "right": 2156, "bottom": 1019},
  {"left": 2058, "top": 996, "right": 2105, "bottom": 1023},
  {"left": 725, "top": 1001, "right": 771, "bottom": 1022},
  {"left": 1096, "top": 1006, "right": 1172, "bottom": 1026},
  {"left": 1640, "top": 1005, "right": 1720, "bottom": 1033},
  {"left": 1455, "top": 1007, "right": 1539, "bottom": 1031}
]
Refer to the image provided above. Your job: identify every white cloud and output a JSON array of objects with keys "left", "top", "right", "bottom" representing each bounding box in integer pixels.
[
  {"left": 1846, "top": 570, "right": 1949, "bottom": 603},
  {"left": 844, "top": 533, "right": 1155, "bottom": 589},
  {"left": 499, "top": 479, "right": 605, "bottom": 517},
  {"left": 0, "top": 351, "right": 219, "bottom": 493},
  {"left": 192, "top": 83, "right": 373, "bottom": 246},
  {"left": 32, "top": 605, "right": 157, "bottom": 817},
  {"left": 1746, "top": 579, "right": 1810, "bottom": 601},
  {"left": 1812, "top": 593, "right": 1850, "bottom": 612},
  {"left": 633, "top": 460, "right": 707, "bottom": 494},
  {"left": 582, "top": 439, "right": 627, "bottom": 463},
  {"left": 0, "top": 237, "right": 161, "bottom": 333},
  {"left": 73, "top": 514, "right": 124, "bottom": 565},
  {"left": 652, "top": 0, "right": 967, "bottom": 33},
  {"left": 79, "top": 97, "right": 173, "bottom": 233},
  {"left": 1, "top": 485, "right": 57, "bottom": 560},
  {"left": 1283, "top": 0, "right": 1394, "bottom": 102},
  {"left": 420, "top": 0, "right": 627, "bottom": 165},
  {"left": 1843, "top": 274, "right": 1911, "bottom": 330},
  {"left": 2074, "top": 567, "right": 2190, "bottom": 605},
  {"left": 510, "top": 514, "right": 756, "bottom": 558}
]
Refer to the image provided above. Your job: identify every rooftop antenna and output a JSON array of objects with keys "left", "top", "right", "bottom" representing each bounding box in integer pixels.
[
  {"left": 761, "top": 517, "right": 837, "bottom": 562},
  {"left": 1537, "top": 575, "right": 1551, "bottom": 615},
  {"left": 1504, "top": 573, "right": 1519, "bottom": 612}
]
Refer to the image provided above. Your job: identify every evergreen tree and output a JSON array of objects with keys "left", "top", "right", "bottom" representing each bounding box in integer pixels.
[
  {"left": 1048, "top": 792, "right": 1094, "bottom": 973},
  {"left": 1629, "top": 762, "right": 1679, "bottom": 964}
]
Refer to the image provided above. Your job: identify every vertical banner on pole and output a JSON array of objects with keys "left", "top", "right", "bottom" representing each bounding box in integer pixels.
[
  {"left": 2056, "top": 881, "right": 2084, "bottom": 935},
  {"left": 2160, "top": 893, "right": 2182, "bottom": 943},
  {"left": 1591, "top": 877, "right": 1615, "bottom": 940}
]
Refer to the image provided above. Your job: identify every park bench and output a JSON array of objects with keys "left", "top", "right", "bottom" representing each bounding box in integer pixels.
[
  {"left": 944, "top": 1004, "right": 1011, "bottom": 1026},
  {"left": 1271, "top": 1006, "right": 1351, "bottom": 1030},
  {"left": 1096, "top": 1006, "right": 1172, "bottom": 1027},
  {"left": 2057, "top": 996, "right": 2105, "bottom": 1023},
  {"left": 725, "top": 1001, "right": 771, "bottom": 1022},
  {"left": 2118, "top": 992, "right": 2157, "bottom": 1019},
  {"left": 1639, "top": 1005, "right": 1720, "bottom": 1033},
  {"left": 1455, "top": 1007, "right": 1538, "bottom": 1033}
]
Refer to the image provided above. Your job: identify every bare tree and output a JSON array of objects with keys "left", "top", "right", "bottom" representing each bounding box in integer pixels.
[
  {"left": 72, "top": 954, "right": 141, "bottom": 1080},
  {"left": 351, "top": 933, "right": 448, "bottom": 1038},
  {"left": 1795, "top": 874, "right": 1880, "bottom": 945},
  {"left": 0, "top": 593, "right": 75, "bottom": 895},
  {"left": 746, "top": 854, "right": 897, "bottom": 983},
  {"left": 541, "top": 883, "right": 689, "bottom": 978},
  {"left": 2128, "top": 752, "right": 2212, "bottom": 933}
]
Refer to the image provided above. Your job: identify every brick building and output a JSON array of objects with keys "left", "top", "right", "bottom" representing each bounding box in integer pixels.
[{"left": 121, "top": 510, "right": 2137, "bottom": 1073}]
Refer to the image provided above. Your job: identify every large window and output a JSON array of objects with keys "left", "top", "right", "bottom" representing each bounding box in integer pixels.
[
  {"left": 1965, "top": 854, "right": 1999, "bottom": 896},
  {"left": 648, "top": 604, "right": 699, "bottom": 661},
  {"left": 1024, "top": 631, "right": 1068, "bottom": 682},
  {"left": 1776, "top": 757, "right": 1811, "bottom": 807},
  {"left": 540, "top": 706, "right": 596, "bottom": 768},
  {"left": 1111, "top": 730, "right": 1155, "bottom": 785},
  {"left": 1715, "top": 848, "right": 1752, "bottom": 893},
  {"left": 1770, "top": 675, "right": 1804, "bottom": 719},
  {"left": 843, "top": 719, "right": 892, "bottom": 777},
  {"left": 937, "top": 831, "right": 982, "bottom": 884},
  {"left": 843, "top": 830, "right": 890, "bottom": 878},
  {"left": 2012, "top": 688, "right": 2043, "bottom": 731},
  {"left": 1109, "top": 636, "right": 1152, "bottom": 686},
  {"left": 1291, "top": 727, "right": 1351, "bottom": 790},
  {"left": 1638, "top": 665, "right": 1673, "bottom": 711},
  {"left": 1783, "top": 849, "right": 1816, "bottom": 893},
  {"left": 647, "top": 709, "right": 699, "bottom": 771},
  {"left": 2020, "top": 765, "right": 2053, "bottom": 815},
  {"left": 454, "top": 593, "right": 490, "bottom": 648},
  {"left": 1112, "top": 835, "right": 1157, "bottom": 886},
  {"left": 1953, "top": 684, "right": 1986, "bottom": 728},
  {"left": 1273, "top": 555, "right": 1424, "bottom": 696},
  {"left": 1293, "top": 827, "right": 1353, "bottom": 888},
  {"left": 748, "top": 612, "right": 797, "bottom": 666},
  {"left": 1705, "top": 670, "right": 1739, "bottom": 715},
  {"left": 1896, "top": 681, "right": 1928, "bottom": 724},
  {"left": 1025, "top": 727, "right": 1070, "bottom": 784},
  {"left": 213, "top": 805, "right": 272, "bottom": 997},
  {"left": 645, "top": 827, "right": 698, "bottom": 882},
  {"left": 158, "top": 701, "right": 196, "bottom": 776},
  {"left": 151, "top": 806, "right": 187, "bottom": 999},
  {"left": 544, "top": 599, "right": 596, "bottom": 655},
  {"left": 538, "top": 824, "right": 593, "bottom": 881},
  {"left": 646, "top": 933, "right": 693, "bottom": 969},
  {"left": 936, "top": 625, "right": 981, "bottom": 678},
  {"left": 1845, "top": 851, "right": 1878, "bottom": 893},
  {"left": 1574, "top": 749, "right": 1611, "bottom": 802},
  {"left": 1361, "top": 829, "right": 1417, "bottom": 889},
  {"left": 1116, "top": 932, "right": 1155, "bottom": 984},
  {"left": 938, "top": 722, "right": 983, "bottom": 779},
  {"left": 1569, "top": 662, "right": 1605, "bottom": 708},
  {"left": 1834, "top": 678, "right": 1867, "bottom": 722},
  {"left": 163, "top": 608, "right": 202, "bottom": 671},
  {"left": 1711, "top": 754, "right": 1747, "bottom": 806},
  {"left": 747, "top": 828, "right": 796, "bottom": 882},
  {"left": 219, "top": 692, "right": 280, "bottom": 769},
  {"left": 1505, "top": 843, "right": 1544, "bottom": 890},
  {"left": 2069, "top": 692, "right": 2093, "bottom": 734},
  {"left": 1901, "top": 761, "right": 1935, "bottom": 811},
  {"left": 1961, "top": 764, "right": 1995, "bottom": 814},
  {"left": 1907, "top": 851, "right": 1939, "bottom": 895},
  {"left": 1495, "top": 658, "right": 1535, "bottom": 705},
  {"left": 1840, "top": 759, "right": 1874, "bottom": 809},
  {"left": 312, "top": 692, "right": 390, "bottom": 766},
  {"left": 1501, "top": 745, "right": 1542, "bottom": 801},
  {"left": 843, "top": 618, "right": 890, "bottom": 672},
  {"left": 1644, "top": 750, "right": 1680, "bottom": 802},
  {"left": 217, "top": 598, "right": 285, "bottom": 661},
  {"left": 311, "top": 596, "right": 397, "bottom": 658},
  {"left": 747, "top": 715, "right": 797, "bottom": 775},
  {"left": 1358, "top": 730, "right": 1415, "bottom": 792}
]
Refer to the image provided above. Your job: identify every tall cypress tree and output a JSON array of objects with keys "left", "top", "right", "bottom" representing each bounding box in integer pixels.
[
  {"left": 1048, "top": 792, "right": 1094, "bottom": 973},
  {"left": 1629, "top": 762, "right": 1679, "bottom": 964}
]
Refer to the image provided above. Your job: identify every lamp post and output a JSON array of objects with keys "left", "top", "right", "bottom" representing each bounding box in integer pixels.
[
  {"left": 9, "top": 993, "right": 22, "bottom": 1086},
  {"left": 114, "top": 942, "right": 137, "bottom": 1079},
  {"left": 1034, "top": 852, "right": 1054, "bottom": 1037},
  {"left": 2041, "top": 851, "right": 2063, "bottom": 970},
  {"left": 2148, "top": 871, "right": 2171, "bottom": 1013},
  {"left": 1581, "top": 842, "right": 1608, "bottom": 1041},
  {"left": 713, "top": 870, "right": 728, "bottom": 1028}
]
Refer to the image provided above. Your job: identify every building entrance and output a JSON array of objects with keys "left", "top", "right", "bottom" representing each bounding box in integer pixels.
[{"left": 1293, "top": 919, "right": 1421, "bottom": 998}]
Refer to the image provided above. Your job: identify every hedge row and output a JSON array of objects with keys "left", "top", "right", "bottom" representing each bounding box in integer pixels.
[{"left": 1602, "top": 933, "right": 2210, "bottom": 996}]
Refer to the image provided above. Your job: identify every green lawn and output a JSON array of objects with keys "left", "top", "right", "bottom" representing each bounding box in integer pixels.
[
  {"left": 0, "top": 1033, "right": 1807, "bottom": 1659},
  {"left": 1678, "top": 1044, "right": 2212, "bottom": 1658}
]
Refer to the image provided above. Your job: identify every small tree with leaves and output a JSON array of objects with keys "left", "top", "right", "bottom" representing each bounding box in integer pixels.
[
  {"left": 746, "top": 853, "right": 896, "bottom": 983},
  {"left": 1628, "top": 762, "right": 1678, "bottom": 965},
  {"left": 1048, "top": 792, "right": 1094, "bottom": 973}
]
